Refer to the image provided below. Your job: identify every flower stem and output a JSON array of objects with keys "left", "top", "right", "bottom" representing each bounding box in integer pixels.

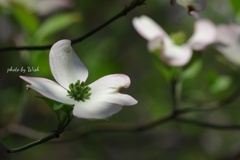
[
  {"left": 2, "top": 131, "right": 61, "bottom": 153},
  {"left": 170, "top": 68, "right": 182, "bottom": 112},
  {"left": 0, "top": 112, "right": 73, "bottom": 153}
]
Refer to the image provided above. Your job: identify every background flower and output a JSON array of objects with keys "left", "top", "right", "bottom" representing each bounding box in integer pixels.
[
  {"left": 132, "top": 15, "right": 216, "bottom": 66},
  {"left": 216, "top": 24, "right": 240, "bottom": 66},
  {"left": 171, "top": 0, "right": 207, "bottom": 18}
]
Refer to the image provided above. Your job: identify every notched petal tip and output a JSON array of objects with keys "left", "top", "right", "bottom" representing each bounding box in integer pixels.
[
  {"left": 20, "top": 76, "right": 32, "bottom": 91},
  {"left": 189, "top": 11, "right": 200, "bottom": 19},
  {"left": 51, "top": 39, "right": 72, "bottom": 54},
  {"left": 173, "top": 0, "right": 207, "bottom": 13},
  {"left": 26, "top": 85, "right": 31, "bottom": 91},
  {"left": 50, "top": 39, "right": 89, "bottom": 88},
  {"left": 116, "top": 74, "right": 131, "bottom": 89}
]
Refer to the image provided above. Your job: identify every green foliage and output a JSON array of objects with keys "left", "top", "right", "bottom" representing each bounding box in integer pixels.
[
  {"left": 10, "top": 3, "right": 39, "bottom": 34},
  {"left": 39, "top": 97, "right": 74, "bottom": 131},
  {"left": 53, "top": 103, "right": 64, "bottom": 111},
  {"left": 33, "top": 13, "right": 81, "bottom": 42},
  {"left": 182, "top": 60, "right": 202, "bottom": 80},
  {"left": 230, "top": 0, "right": 240, "bottom": 14},
  {"left": 210, "top": 76, "right": 232, "bottom": 93}
]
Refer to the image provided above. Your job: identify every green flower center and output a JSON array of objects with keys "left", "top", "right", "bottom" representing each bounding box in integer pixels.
[
  {"left": 170, "top": 31, "right": 187, "bottom": 45},
  {"left": 67, "top": 80, "right": 91, "bottom": 102}
]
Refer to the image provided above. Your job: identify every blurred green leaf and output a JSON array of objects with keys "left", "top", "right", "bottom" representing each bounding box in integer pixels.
[
  {"left": 34, "top": 12, "right": 81, "bottom": 42},
  {"left": 53, "top": 103, "right": 64, "bottom": 111},
  {"left": 182, "top": 60, "right": 202, "bottom": 80},
  {"left": 153, "top": 57, "right": 172, "bottom": 81},
  {"left": 230, "top": 0, "right": 240, "bottom": 13},
  {"left": 210, "top": 76, "right": 232, "bottom": 93},
  {"left": 207, "top": 70, "right": 218, "bottom": 86},
  {"left": 38, "top": 96, "right": 73, "bottom": 129},
  {"left": 10, "top": 3, "right": 39, "bottom": 34}
]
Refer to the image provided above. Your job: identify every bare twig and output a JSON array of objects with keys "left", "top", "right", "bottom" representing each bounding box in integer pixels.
[
  {"left": 177, "top": 118, "right": 240, "bottom": 130},
  {"left": 0, "top": 0, "right": 146, "bottom": 52},
  {"left": 0, "top": 124, "right": 48, "bottom": 139},
  {"left": 1, "top": 131, "right": 61, "bottom": 153},
  {"left": 60, "top": 111, "right": 178, "bottom": 141},
  {"left": 1, "top": 105, "right": 240, "bottom": 153}
]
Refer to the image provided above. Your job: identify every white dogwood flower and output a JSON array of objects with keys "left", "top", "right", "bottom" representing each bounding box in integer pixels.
[
  {"left": 132, "top": 15, "right": 216, "bottom": 66},
  {"left": 216, "top": 24, "right": 240, "bottom": 66},
  {"left": 20, "top": 40, "right": 137, "bottom": 119}
]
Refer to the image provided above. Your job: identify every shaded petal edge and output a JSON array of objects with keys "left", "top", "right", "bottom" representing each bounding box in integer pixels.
[
  {"left": 73, "top": 100, "right": 123, "bottom": 119},
  {"left": 20, "top": 76, "right": 74, "bottom": 105}
]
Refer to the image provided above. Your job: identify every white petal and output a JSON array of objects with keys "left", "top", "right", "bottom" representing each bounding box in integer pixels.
[
  {"left": 188, "top": 19, "right": 217, "bottom": 50},
  {"left": 147, "top": 36, "right": 164, "bottom": 52},
  {"left": 189, "top": 11, "right": 200, "bottom": 20},
  {"left": 73, "top": 100, "right": 123, "bottom": 119},
  {"left": 216, "top": 24, "right": 240, "bottom": 66},
  {"left": 132, "top": 15, "right": 170, "bottom": 41},
  {"left": 161, "top": 44, "right": 192, "bottom": 66},
  {"left": 20, "top": 76, "right": 74, "bottom": 105},
  {"left": 217, "top": 45, "right": 240, "bottom": 66},
  {"left": 88, "top": 74, "right": 137, "bottom": 107},
  {"left": 88, "top": 74, "right": 131, "bottom": 95},
  {"left": 216, "top": 24, "right": 240, "bottom": 47},
  {"left": 98, "top": 93, "right": 137, "bottom": 105},
  {"left": 50, "top": 39, "right": 88, "bottom": 89}
]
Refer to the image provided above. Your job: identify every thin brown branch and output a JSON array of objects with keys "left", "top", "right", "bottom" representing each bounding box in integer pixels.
[
  {"left": 58, "top": 111, "right": 181, "bottom": 142},
  {"left": 0, "top": 0, "right": 146, "bottom": 52},
  {"left": 178, "top": 81, "right": 240, "bottom": 113},
  {"left": 177, "top": 117, "right": 240, "bottom": 130},
  {"left": 0, "top": 124, "right": 48, "bottom": 139},
  {"left": 2, "top": 131, "right": 61, "bottom": 153}
]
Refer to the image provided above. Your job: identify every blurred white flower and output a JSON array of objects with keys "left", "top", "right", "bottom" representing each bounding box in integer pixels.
[
  {"left": 170, "top": 0, "right": 207, "bottom": 19},
  {"left": 29, "top": 0, "right": 73, "bottom": 15},
  {"left": 0, "top": 0, "right": 73, "bottom": 15},
  {"left": 216, "top": 24, "right": 240, "bottom": 66},
  {"left": 20, "top": 40, "right": 137, "bottom": 119},
  {"left": 132, "top": 15, "right": 216, "bottom": 66}
]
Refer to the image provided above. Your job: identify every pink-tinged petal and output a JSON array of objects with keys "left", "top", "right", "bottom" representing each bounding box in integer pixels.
[
  {"left": 188, "top": 19, "right": 217, "bottom": 50},
  {"left": 216, "top": 24, "right": 240, "bottom": 66},
  {"left": 217, "top": 45, "right": 240, "bottom": 66},
  {"left": 88, "top": 74, "right": 131, "bottom": 95},
  {"left": 20, "top": 76, "right": 74, "bottom": 105},
  {"left": 147, "top": 37, "right": 164, "bottom": 52},
  {"left": 189, "top": 11, "right": 200, "bottom": 20},
  {"left": 73, "top": 100, "right": 123, "bottom": 119},
  {"left": 217, "top": 24, "right": 240, "bottom": 47},
  {"left": 132, "top": 15, "right": 170, "bottom": 41},
  {"left": 161, "top": 44, "right": 192, "bottom": 66},
  {"left": 50, "top": 39, "right": 88, "bottom": 89}
]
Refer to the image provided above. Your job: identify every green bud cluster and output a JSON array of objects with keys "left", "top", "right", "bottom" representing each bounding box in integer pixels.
[
  {"left": 170, "top": 31, "right": 187, "bottom": 45},
  {"left": 67, "top": 80, "right": 91, "bottom": 102}
]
